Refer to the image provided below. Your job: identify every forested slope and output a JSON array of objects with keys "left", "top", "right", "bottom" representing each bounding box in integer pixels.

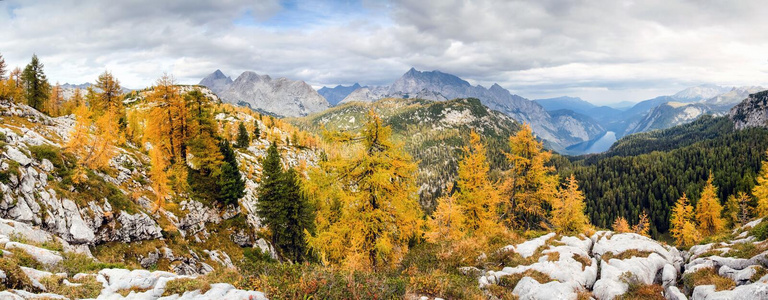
[{"left": 560, "top": 116, "right": 768, "bottom": 237}]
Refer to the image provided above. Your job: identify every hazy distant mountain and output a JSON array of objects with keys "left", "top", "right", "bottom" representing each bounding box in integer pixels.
[
  {"left": 534, "top": 96, "right": 623, "bottom": 126},
  {"left": 203, "top": 71, "right": 330, "bottom": 117},
  {"left": 671, "top": 84, "right": 731, "bottom": 101},
  {"left": 625, "top": 102, "right": 715, "bottom": 135},
  {"left": 704, "top": 86, "right": 766, "bottom": 106},
  {"left": 199, "top": 69, "right": 233, "bottom": 95},
  {"left": 340, "top": 68, "right": 605, "bottom": 152},
  {"left": 317, "top": 83, "right": 362, "bottom": 106}
]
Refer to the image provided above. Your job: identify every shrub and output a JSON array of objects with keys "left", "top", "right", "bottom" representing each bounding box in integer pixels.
[
  {"left": 750, "top": 220, "right": 768, "bottom": 241},
  {"left": 0, "top": 257, "right": 37, "bottom": 291}
]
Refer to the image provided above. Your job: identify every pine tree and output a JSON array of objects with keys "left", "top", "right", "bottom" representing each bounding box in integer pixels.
[
  {"left": 256, "top": 145, "right": 314, "bottom": 263},
  {"left": 612, "top": 217, "right": 631, "bottom": 233},
  {"left": 753, "top": 152, "right": 768, "bottom": 217},
  {"left": 236, "top": 122, "right": 250, "bottom": 148},
  {"left": 307, "top": 110, "right": 423, "bottom": 271},
  {"left": 217, "top": 140, "right": 245, "bottom": 206},
  {"left": 95, "top": 71, "right": 123, "bottom": 113},
  {"left": 695, "top": 172, "right": 725, "bottom": 235},
  {"left": 671, "top": 194, "right": 699, "bottom": 247},
  {"left": 551, "top": 175, "right": 591, "bottom": 234},
  {"left": 21, "top": 54, "right": 49, "bottom": 112},
  {"left": 502, "top": 123, "right": 558, "bottom": 229},
  {"left": 0, "top": 52, "right": 6, "bottom": 80},
  {"left": 253, "top": 121, "right": 261, "bottom": 139}
]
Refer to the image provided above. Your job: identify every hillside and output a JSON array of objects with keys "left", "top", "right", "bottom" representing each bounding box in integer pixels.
[{"left": 292, "top": 97, "right": 519, "bottom": 209}]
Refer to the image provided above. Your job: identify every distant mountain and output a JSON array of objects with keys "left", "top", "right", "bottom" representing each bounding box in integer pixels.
[
  {"left": 57, "top": 82, "right": 132, "bottom": 100},
  {"left": 199, "top": 69, "right": 233, "bottom": 95},
  {"left": 317, "top": 83, "right": 362, "bottom": 106},
  {"left": 671, "top": 84, "right": 731, "bottom": 101},
  {"left": 341, "top": 68, "right": 605, "bottom": 153},
  {"left": 534, "top": 96, "right": 623, "bottom": 128},
  {"left": 534, "top": 96, "right": 597, "bottom": 111},
  {"left": 625, "top": 102, "right": 715, "bottom": 135},
  {"left": 200, "top": 70, "right": 330, "bottom": 117},
  {"left": 704, "top": 86, "right": 766, "bottom": 106},
  {"left": 293, "top": 97, "right": 519, "bottom": 209}
]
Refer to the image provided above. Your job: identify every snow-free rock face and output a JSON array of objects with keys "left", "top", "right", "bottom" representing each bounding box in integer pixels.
[
  {"left": 729, "top": 90, "right": 768, "bottom": 130},
  {"left": 210, "top": 70, "right": 331, "bottom": 117},
  {"left": 199, "top": 69, "right": 234, "bottom": 95}
]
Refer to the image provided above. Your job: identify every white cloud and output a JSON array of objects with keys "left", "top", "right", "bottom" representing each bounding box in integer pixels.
[{"left": 1, "top": 0, "right": 767, "bottom": 103}]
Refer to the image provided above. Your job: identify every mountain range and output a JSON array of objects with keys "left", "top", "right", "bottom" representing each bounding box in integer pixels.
[
  {"left": 199, "top": 70, "right": 330, "bottom": 117},
  {"left": 317, "top": 83, "right": 362, "bottom": 106}
]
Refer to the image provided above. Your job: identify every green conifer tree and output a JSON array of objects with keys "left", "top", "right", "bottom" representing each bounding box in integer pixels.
[
  {"left": 236, "top": 122, "right": 250, "bottom": 148},
  {"left": 217, "top": 140, "right": 245, "bottom": 205},
  {"left": 21, "top": 54, "right": 49, "bottom": 112}
]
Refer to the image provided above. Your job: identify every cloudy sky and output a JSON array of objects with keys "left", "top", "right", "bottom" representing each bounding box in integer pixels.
[{"left": 1, "top": 0, "right": 767, "bottom": 105}]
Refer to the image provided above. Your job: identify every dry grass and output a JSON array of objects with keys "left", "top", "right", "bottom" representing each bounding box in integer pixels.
[
  {"left": 162, "top": 278, "right": 212, "bottom": 296},
  {"left": 618, "top": 284, "right": 664, "bottom": 300},
  {"left": 40, "top": 275, "right": 102, "bottom": 299},
  {"left": 751, "top": 266, "right": 768, "bottom": 283},
  {"left": 683, "top": 267, "right": 736, "bottom": 291},
  {"left": 546, "top": 251, "right": 560, "bottom": 262},
  {"left": 602, "top": 250, "right": 653, "bottom": 261},
  {"left": 497, "top": 270, "right": 555, "bottom": 289},
  {"left": 573, "top": 254, "right": 592, "bottom": 270}
]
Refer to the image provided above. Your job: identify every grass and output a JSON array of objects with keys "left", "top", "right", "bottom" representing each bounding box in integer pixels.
[
  {"left": 40, "top": 274, "right": 102, "bottom": 299},
  {"left": 601, "top": 250, "right": 653, "bottom": 261},
  {"left": 683, "top": 267, "right": 736, "bottom": 291},
  {"left": 117, "top": 286, "right": 153, "bottom": 297},
  {"left": 0, "top": 255, "right": 38, "bottom": 291},
  {"left": 55, "top": 252, "right": 127, "bottom": 275},
  {"left": 618, "top": 272, "right": 664, "bottom": 300},
  {"left": 723, "top": 242, "right": 768, "bottom": 259},
  {"left": 163, "top": 277, "right": 211, "bottom": 296},
  {"left": 573, "top": 254, "right": 592, "bottom": 270},
  {"left": 751, "top": 266, "right": 768, "bottom": 283}
]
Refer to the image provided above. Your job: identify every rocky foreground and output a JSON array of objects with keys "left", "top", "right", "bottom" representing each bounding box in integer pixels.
[
  {"left": 0, "top": 217, "right": 266, "bottom": 299},
  {"left": 477, "top": 219, "right": 768, "bottom": 300}
]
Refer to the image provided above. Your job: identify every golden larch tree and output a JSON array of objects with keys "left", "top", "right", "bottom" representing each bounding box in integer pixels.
[
  {"left": 725, "top": 192, "right": 752, "bottom": 228},
  {"left": 670, "top": 194, "right": 700, "bottom": 247},
  {"left": 502, "top": 123, "right": 558, "bottom": 229},
  {"left": 65, "top": 103, "right": 93, "bottom": 183},
  {"left": 551, "top": 174, "right": 591, "bottom": 234},
  {"left": 752, "top": 151, "right": 768, "bottom": 217},
  {"left": 455, "top": 131, "right": 500, "bottom": 237},
  {"left": 306, "top": 110, "right": 423, "bottom": 271},
  {"left": 149, "top": 146, "right": 170, "bottom": 211},
  {"left": 612, "top": 217, "right": 631, "bottom": 233},
  {"left": 695, "top": 172, "right": 725, "bottom": 236}
]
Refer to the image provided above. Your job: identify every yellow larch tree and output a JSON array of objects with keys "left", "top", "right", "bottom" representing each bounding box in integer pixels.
[
  {"left": 94, "top": 71, "right": 124, "bottom": 114},
  {"left": 426, "top": 183, "right": 466, "bottom": 245},
  {"left": 725, "top": 192, "right": 752, "bottom": 228},
  {"left": 752, "top": 152, "right": 768, "bottom": 217},
  {"left": 306, "top": 110, "right": 423, "bottom": 271},
  {"left": 65, "top": 103, "right": 93, "bottom": 183},
  {"left": 501, "top": 123, "right": 558, "bottom": 229},
  {"left": 612, "top": 217, "right": 631, "bottom": 233},
  {"left": 632, "top": 211, "right": 651, "bottom": 237},
  {"left": 455, "top": 131, "right": 500, "bottom": 238},
  {"left": 670, "top": 194, "right": 700, "bottom": 247},
  {"left": 149, "top": 146, "right": 170, "bottom": 211},
  {"left": 551, "top": 175, "right": 591, "bottom": 234},
  {"left": 695, "top": 172, "right": 725, "bottom": 236}
]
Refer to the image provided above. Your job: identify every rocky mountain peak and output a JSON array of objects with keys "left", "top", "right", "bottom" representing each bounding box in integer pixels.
[
  {"left": 672, "top": 84, "right": 732, "bottom": 101},
  {"left": 199, "top": 70, "right": 234, "bottom": 95},
  {"left": 215, "top": 71, "right": 330, "bottom": 117}
]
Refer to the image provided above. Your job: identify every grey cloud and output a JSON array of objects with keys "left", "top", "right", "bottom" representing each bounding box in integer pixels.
[{"left": 0, "top": 0, "right": 767, "bottom": 103}]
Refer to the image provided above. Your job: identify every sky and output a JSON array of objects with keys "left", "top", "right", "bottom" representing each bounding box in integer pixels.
[{"left": 1, "top": 0, "right": 767, "bottom": 105}]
